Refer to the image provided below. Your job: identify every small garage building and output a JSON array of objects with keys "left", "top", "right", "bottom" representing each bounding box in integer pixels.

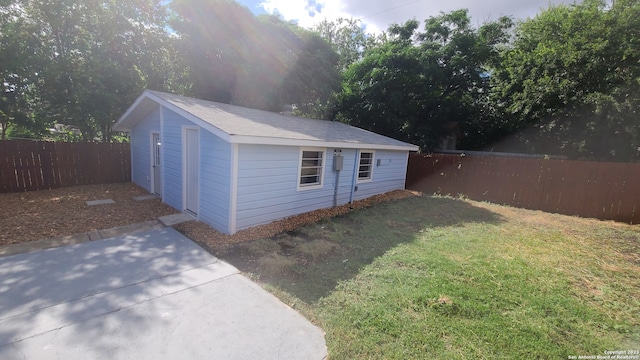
[{"left": 113, "top": 90, "right": 418, "bottom": 234}]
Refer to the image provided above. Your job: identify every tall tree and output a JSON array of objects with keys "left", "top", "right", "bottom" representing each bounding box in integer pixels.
[
  {"left": 0, "top": 0, "right": 178, "bottom": 142},
  {"left": 171, "top": 0, "right": 339, "bottom": 117},
  {"left": 335, "top": 10, "right": 513, "bottom": 151},
  {"left": 312, "top": 18, "right": 384, "bottom": 70},
  {"left": 0, "top": 2, "right": 41, "bottom": 139},
  {"left": 492, "top": 0, "right": 640, "bottom": 160}
]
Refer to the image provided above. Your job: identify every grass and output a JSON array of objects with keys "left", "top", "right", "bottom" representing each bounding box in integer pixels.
[{"left": 222, "top": 195, "right": 640, "bottom": 359}]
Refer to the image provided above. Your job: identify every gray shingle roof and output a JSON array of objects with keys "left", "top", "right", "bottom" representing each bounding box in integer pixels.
[{"left": 114, "top": 90, "right": 418, "bottom": 151}]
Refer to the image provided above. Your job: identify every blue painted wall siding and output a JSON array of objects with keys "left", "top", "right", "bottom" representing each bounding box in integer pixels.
[
  {"left": 160, "top": 107, "right": 193, "bottom": 211},
  {"left": 130, "top": 106, "right": 160, "bottom": 192},
  {"left": 352, "top": 150, "right": 409, "bottom": 201},
  {"left": 131, "top": 106, "right": 409, "bottom": 234},
  {"left": 198, "top": 130, "right": 231, "bottom": 233},
  {"left": 234, "top": 145, "right": 408, "bottom": 230}
]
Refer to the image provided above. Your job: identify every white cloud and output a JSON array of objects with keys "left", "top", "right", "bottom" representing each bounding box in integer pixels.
[{"left": 257, "top": 0, "right": 579, "bottom": 34}]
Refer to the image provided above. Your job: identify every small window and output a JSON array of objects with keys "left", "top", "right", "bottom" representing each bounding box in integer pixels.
[
  {"left": 357, "top": 151, "right": 374, "bottom": 183},
  {"left": 298, "top": 149, "right": 325, "bottom": 190}
]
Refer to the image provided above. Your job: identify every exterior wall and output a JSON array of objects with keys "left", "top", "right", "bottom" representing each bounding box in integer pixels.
[
  {"left": 352, "top": 150, "right": 409, "bottom": 201},
  {"left": 198, "top": 131, "right": 232, "bottom": 234},
  {"left": 160, "top": 107, "right": 194, "bottom": 211},
  {"left": 234, "top": 144, "right": 409, "bottom": 231},
  {"left": 130, "top": 106, "right": 161, "bottom": 192}
]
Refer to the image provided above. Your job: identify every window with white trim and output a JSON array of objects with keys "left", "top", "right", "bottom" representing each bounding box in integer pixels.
[
  {"left": 357, "top": 150, "right": 374, "bottom": 183},
  {"left": 298, "top": 149, "right": 325, "bottom": 190}
]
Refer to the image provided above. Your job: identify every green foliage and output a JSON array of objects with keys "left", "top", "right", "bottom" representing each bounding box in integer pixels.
[
  {"left": 0, "top": 4, "right": 41, "bottom": 140},
  {"left": 312, "top": 18, "right": 385, "bottom": 70},
  {"left": 493, "top": 0, "right": 640, "bottom": 160},
  {"left": 335, "top": 11, "right": 513, "bottom": 151},
  {"left": 1, "top": 0, "right": 183, "bottom": 142},
  {"left": 171, "top": 0, "right": 340, "bottom": 118}
]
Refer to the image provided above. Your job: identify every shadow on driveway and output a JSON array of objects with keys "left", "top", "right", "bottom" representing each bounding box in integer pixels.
[{"left": 0, "top": 228, "right": 326, "bottom": 359}]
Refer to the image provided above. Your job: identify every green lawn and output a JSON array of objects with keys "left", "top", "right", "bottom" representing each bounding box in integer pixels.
[{"left": 223, "top": 195, "right": 640, "bottom": 359}]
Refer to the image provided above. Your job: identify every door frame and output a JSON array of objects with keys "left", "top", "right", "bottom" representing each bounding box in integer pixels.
[
  {"left": 182, "top": 126, "right": 200, "bottom": 217},
  {"left": 150, "top": 131, "right": 162, "bottom": 196}
]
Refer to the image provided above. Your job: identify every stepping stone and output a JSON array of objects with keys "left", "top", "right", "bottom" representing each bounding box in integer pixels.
[
  {"left": 86, "top": 199, "right": 115, "bottom": 206},
  {"left": 158, "top": 213, "right": 194, "bottom": 226},
  {"left": 133, "top": 194, "right": 160, "bottom": 201}
]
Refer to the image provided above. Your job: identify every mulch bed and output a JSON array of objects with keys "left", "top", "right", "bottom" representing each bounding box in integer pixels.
[
  {"left": 0, "top": 183, "right": 177, "bottom": 247},
  {"left": 1, "top": 182, "right": 418, "bottom": 253}
]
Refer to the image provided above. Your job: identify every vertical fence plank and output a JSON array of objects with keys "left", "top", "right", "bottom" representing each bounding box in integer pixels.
[
  {"left": 407, "top": 153, "right": 640, "bottom": 224},
  {"left": 0, "top": 140, "right": 131, "bottom": 193}
]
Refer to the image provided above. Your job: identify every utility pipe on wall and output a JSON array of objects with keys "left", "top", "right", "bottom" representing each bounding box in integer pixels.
[
  {"left": 333, "top": 149, "right": 343, "bottom": 207},
  {"left": 349, "top": 149, "right": 359, "bottom": 204}
]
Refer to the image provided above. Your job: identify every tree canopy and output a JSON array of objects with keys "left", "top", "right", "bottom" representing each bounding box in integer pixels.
[
  {"left": 335, "top": 11, "right": 513, "bottom": 151},
  {"left": 171, "top": 0, "right": 340, "bottom": 117},
  {"left": 1, "top": 0, "right": 638, "bottom": 162},
  {"left": 491, "top": 0, "right": 640, "bottom": 160}
]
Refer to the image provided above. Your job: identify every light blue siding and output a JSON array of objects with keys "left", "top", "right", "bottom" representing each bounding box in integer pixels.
[
  {"left": 198, "top": 131, "right": 231, "bottom": 233},
  {"left": 160, "top": 107, "right": 193, "bottom": 211},
  {"left": 352, "top": 150, "right": 409, "bottom": 201},
  {"left": 234, "top": 145, "right": 406, "bottom": 230},
  {"left": 127, "top": 99, "right": 411, "bottom": 236},
  {"left": 130, "top": 106, "right": 160, "bottom": 192}
]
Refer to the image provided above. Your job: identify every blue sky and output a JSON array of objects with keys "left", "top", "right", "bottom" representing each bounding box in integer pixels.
[{"left": 236, "top": 0, "right": 580, "bottom": 33}]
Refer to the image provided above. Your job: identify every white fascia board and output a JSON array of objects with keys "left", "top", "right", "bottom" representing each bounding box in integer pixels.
[
  {"left": 144, "top": 92, "right": 232, "bottom": 143},
  {"left": 112, "top": 91, "right": 151, "bottom": 131},
  {"left": 113, "top": 91, "right": 232, "bottom": 143},
  {"left": 228, "top": 135, "right": 419, "bottom": 152}
]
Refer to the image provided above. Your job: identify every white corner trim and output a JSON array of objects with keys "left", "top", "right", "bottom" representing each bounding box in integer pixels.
[
  {"left": 181, "top": 125, "right": 200, "bottom": 216},
  {"left": 160, "top": 106, "right": 165, "bottom": 201},
  {"left": 229, "top": 143, "right": 239, "bottom": 235},
  {"left": 149, "top": 131, "right": 156, "bottom": 194},
  {"left": 297, "top": 147, "right": 326, "bottom": 192}
]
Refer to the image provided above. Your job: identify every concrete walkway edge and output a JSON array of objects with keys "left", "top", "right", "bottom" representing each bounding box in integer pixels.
[{"left": 0, "top": 219, "right": 168, "bottom": 258}]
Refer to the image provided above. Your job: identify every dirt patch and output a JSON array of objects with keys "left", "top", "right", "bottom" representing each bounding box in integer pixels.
[
  {"left": 294, "top": 239, "right": 341, "bottom": 260},
  {"left": 174, "top": 189, "right": 417, "bottom": 255},
  {"left": 0, "top": 183, "right": 177, "bottom": 246}
]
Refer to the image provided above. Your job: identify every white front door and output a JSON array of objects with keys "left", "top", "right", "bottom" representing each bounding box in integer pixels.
[
  {"left": 184, "top": 128, "right": 199, "bottom": 215},
  {"left": 151, "top": 132, "right": 162, "bottom": 196}
]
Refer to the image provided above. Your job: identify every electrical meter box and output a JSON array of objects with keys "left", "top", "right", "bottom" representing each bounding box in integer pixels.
[{"left": 333, "top": 154, "right": 344, "bottom": 171}]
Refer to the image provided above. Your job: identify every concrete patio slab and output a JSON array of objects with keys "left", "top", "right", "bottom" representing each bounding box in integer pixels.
[
  {"left": 0, "top": 228, "right": 326, "bottom": 360},
  {"left": 132, "top": 194, "right": 160, "bottom": 201},
  {"left": 86, "top": 198, "right": 115, "bottom": 206},
  {"left": 158, "top": 213, "right": 193, "bottom": 226}
]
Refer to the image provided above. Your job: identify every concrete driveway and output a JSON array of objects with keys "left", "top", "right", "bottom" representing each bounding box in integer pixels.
[{"left": 0, "top": 228, "right": 327, "bottom": 359}]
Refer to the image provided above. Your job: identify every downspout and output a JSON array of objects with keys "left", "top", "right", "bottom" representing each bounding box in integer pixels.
[{"left": 349, "top": 149, "right": 359, "bottom": 204}]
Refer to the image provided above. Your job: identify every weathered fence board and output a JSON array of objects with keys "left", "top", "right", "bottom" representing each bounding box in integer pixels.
[
  {"left": 406, "top": 153, "right": 640, "bottom": 224},
  {"left": 0, "top": 140, "right": 130, "bottom": 193}
]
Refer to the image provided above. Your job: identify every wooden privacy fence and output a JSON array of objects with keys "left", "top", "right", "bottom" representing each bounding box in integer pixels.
[
  {"left": 406, "top": 153, "right": 640, "bottom": 224},
  {"left": 0, "top": 140, "right": 131, "bottom": 193}
]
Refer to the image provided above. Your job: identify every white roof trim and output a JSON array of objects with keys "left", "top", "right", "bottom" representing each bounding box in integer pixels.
[
  {"left": 229, "top": 135, "right": 419, "bottom": 151},
  {"left": 113, "top": 92, "right": 150, "bottom": 130},
  {"left": 145, "top": 91, "right": 232, "bottom": 142}
]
